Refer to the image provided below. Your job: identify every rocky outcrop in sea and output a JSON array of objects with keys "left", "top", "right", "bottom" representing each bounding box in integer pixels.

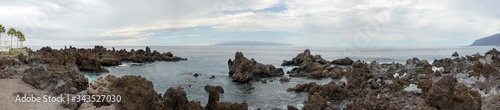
[
  {"left": 228, "top": 52, "right": 284, "bottom": 83},
  {"left": 282, "top": 49, "right": 347, "bottom": 79},
  {"left": 30, "top": 46, "right": 186, "bottom": 73}
]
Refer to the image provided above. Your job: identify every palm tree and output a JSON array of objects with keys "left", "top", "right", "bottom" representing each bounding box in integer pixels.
[
  {"left": 0, "top": 25, "right": 5, "bottom": 44},
  {"left": 16, "top": 31, "right": 24, "bottom": 48},
  {"left": 7, "top": 28, "right": 16, "bottom": 49},
  {"left": 18, "top": 33, "right": 25, "bottom": 48}
]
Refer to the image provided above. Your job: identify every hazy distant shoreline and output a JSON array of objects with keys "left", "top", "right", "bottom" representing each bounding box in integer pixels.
[{"left": 210, "top": 41, "right": 294, "bottom": 46}]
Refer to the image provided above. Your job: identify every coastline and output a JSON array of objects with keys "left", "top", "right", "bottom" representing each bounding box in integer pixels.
[{"left": 0, "top": 45, "right": 499, "bottom": 109}]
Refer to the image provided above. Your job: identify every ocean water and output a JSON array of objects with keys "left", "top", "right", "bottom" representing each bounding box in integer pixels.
[{"left": 31, "top": 46, "right": 497, "bottom": 109}]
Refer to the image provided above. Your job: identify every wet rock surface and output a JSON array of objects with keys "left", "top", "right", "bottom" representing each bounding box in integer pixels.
[
  {"left": 228, "top": 52, "right": 284, "bottom": 83},
  {"left": 283, "top": 49, "right": 347, "bottom": 79},
  {"left": 205, "top": 85, "right": 225, "bottom": 93},
  {"left": 205, "top": 86, "right": 248, "bottom": 110},
  {"left": 279, "top": 77, "right": 290, "bottom": 83}
]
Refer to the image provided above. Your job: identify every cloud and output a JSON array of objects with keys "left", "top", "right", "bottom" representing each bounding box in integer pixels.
[{"left": 0, "top": 0, "right": 498, "bottom": 46}]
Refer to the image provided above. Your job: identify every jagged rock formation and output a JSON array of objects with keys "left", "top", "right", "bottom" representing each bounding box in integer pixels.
[
  {"left": 288, "top": 53, "right": 488, "bottom": 110},
  {"left": 283, "top": 49, "right": 346, "bottom": 79},
  {"left": 31, "top": 46, "right": 186, "bottom": 73},
  {"left": 420, "top": 76, "right": 482, "bottom": 110},
  {"left": 228, "top": 52, "right": 284, "bottom": 83},
  {"left": 205, "top": 87, "right": 248, "bottom": 110},
  {"left": 281, "top": 49, "right": 329, "bottom": 66}
]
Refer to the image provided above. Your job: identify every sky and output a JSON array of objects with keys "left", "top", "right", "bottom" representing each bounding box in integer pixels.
[{"left": 0, "top": 0, "right": 499, "bottom": 47}]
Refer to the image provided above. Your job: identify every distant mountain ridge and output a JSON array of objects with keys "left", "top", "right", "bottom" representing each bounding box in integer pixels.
[
  {"left": 210, "top": 41, "right": 294, "bottom": 46},
  {"left": 471, "top": 34, "right": 500, "bottom": 46}
]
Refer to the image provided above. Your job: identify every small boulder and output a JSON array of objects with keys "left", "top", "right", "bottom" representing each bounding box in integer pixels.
[
  {"left": 287, "top": 105, "right": 299, "bottom": 110},
  {"left": 204, "top": 85, "right": 224, "bottom": 93},
  {"left": 331, "top": 57, "right": 354, "bottom": 65},
  {"left": 452, "top": 51, "right": 459, "bottom": 57},
  {"left": 279, "top": 77, "right": 290, "bottom": 83}
]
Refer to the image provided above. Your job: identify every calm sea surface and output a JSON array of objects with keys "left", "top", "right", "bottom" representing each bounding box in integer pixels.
[{"left": 29, "top": 46, "right": 497, "bottom": 109}]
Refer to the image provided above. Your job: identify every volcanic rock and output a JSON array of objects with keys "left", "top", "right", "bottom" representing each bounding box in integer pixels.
[
  {"left": 281, "top": 49, "right": 313, "bottom": 66},
  {"left": 87, "top": 75, "right": 249, "bottom": 110},
  {"left": 205, "top": 86, "right": 248, "bottom": 110},
  {"left": 345, "top": 61, "right": 373, "bottom": 90},
  {"left": 288, "top": 82, "right": 347, "bottom": 101},
  {"left": 30, "top": 46, "right": 186, "bottom": 73},
  {"left": 452, "top": 51, "right": 459, "bottom": 57},
  {"left": 405, "top": 57, "right": 431, "bottom": 69},
  {"left": 205, "top": 85, "right": 224, "bottom": 93},
  {"left": 22, "top": 64, "right": 88, "bottom": 95},
  {"left": 0, "top": 57, "right": 20, "bottom": 70},
  {"left": 348, "top": 96, "right": 395, "bottom": 110},
  {"left": 283, "top": 49, "right": 345, "bottom": 79},
  {"left": 90, "top": 75, "right": 161, "bottom": 109},
  {"left": 279, "top": 77, "right": 290, "bottom": 83},
  {"left": 287, "top": 106, "right": 299, "bottom": 110},
  {"left": 228, "top": 52, "right": 284, "bottom": 83},
  {"left": 331, "top": 57, "right": 354, "bottom": 65},
  {"left": 162, "top": 87, "right": 204, "bottom": 110},
  {"left": 303, "top": 92, "right": 335, "bottom": 110},
  {"left": 422, "top": 76, "right": 481, "bottom": 110}
]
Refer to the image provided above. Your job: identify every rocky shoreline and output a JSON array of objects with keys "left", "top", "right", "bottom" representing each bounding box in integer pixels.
[
  {"left": 226, "top": 48, "right": 500, "bottom": 110},
  {"left": 1, "top": 46, "right": 500, "bottom": 109},
  {"left": 281, "top": 49, "right": 499, "bottom": 110}
]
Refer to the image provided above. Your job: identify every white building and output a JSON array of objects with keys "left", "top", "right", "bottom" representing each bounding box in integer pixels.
[{"left": 0, "top": 40, "right": 11, "bottom": 52}]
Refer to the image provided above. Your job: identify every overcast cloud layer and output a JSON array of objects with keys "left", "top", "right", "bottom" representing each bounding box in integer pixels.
[{"left": 0, "top": 0, "right": 499, "bottom": 46}]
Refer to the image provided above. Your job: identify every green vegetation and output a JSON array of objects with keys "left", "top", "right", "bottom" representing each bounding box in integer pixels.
[
  {"left": 18, "top": 32, "right": 25, "bottom": 47},
  {"left": 0, "top": 48, "right": 28, "bottom": 56},
  {"left": 7, "top": 27, "right": 16, "bottom": 48},
  {"left": 0, "top": 25, "right": 5, "bottom": 43},
  {"left": 15, "top": 31, "right": 24, "bottom": 48}
]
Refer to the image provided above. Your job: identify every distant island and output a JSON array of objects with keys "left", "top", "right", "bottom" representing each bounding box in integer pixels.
[
  {"left": 210, "top": 41, "right": 294, "bottom": 46},
  {"left": 471, "top": 34, "right": 500, "bottom": 46}
]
